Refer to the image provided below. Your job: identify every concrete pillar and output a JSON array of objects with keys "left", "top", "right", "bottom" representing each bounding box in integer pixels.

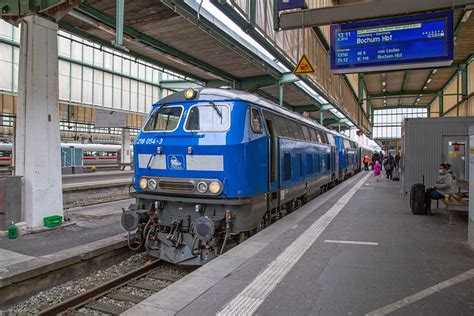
[
  {"left": 468, "top": 126, "right": 474, "bottom": 248},
  {"left": 14, "top": 15, "right": 63, "bottom": 228},
  {"left": 121, "top": 129, "right": 131, "bottom": 170}
]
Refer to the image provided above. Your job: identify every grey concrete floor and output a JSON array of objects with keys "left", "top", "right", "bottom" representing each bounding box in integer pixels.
[
  {"left": 176, "top": 173, "right": 474, "bottom": 316},
  {"left": 0, "top": 199, "right": 132, "bottom": 257}
]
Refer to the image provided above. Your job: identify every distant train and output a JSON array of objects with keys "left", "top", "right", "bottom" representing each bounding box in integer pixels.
[
  {"left": 0, "top": 143, "right": 132, "bottom": 167},
  {"left": 121, "top": 88, "right": 376, "bottom": 265}
]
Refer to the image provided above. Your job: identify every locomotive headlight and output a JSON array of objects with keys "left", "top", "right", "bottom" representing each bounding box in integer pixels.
[
  {"left": 148, "top": 179, "right": 157, "bottom": 190},
  {"left": 139, "top": 178, "right": 147, "bottom": 189},
  {"left": 184, "top": 88, "right": 197, "bottom": 100},
  {"left": 209, "top": 181, "right": 221, "bottom": 194},
  {"left": 196, "top": 181, "right": 208, "bottom": 193}
]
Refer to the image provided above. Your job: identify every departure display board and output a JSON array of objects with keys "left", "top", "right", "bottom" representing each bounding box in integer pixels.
[{"left": 330, "top": 11, "right": 454, "bottom": 74}]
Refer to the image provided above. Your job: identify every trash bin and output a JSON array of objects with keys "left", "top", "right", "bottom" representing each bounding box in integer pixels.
[{"left": 0, "top": 176, "right": 22, "bottom": 231}]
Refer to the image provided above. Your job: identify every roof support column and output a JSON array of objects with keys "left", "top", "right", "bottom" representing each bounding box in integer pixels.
[
  {"left": 468, "top": 126, "right": 474, "bottom": 248},
  {"left": 279, "top": 82, "right": 284, "bottom": 107},
  {"left": 249, "top": 0, "right": 256, "bottom": 26},
  {"left": 121, "top": 129, "right": 131, "bottom": 170},
  {"left": 461, "top": 63, "right": 468, "bottom": 100},
  {"left": 115, "top": 0, "right": 125, "bottom": 47},
  {"left": 14, "top": 15, "right": 63, "bottom": 227},
  {"left": 439, "top": 92, "right": 444, "bottom": 116},
  {"left": 320, "top": 110, "right": 325, "bottom": 125}
]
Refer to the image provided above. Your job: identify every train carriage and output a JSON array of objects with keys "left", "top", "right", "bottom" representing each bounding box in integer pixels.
[{"left": 122, "top": 88, "right": 361, "bottom": 265}]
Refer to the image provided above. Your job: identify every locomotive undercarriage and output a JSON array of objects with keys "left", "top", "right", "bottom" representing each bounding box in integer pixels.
[{"left": 121, "top": 173, "right": 357, "bottom": 265}]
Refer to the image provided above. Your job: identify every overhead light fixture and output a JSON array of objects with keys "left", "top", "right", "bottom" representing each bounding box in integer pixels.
[
  {"left": 432, "top": 69, "right": 438, "bottom": 74},
  {"left": 416, "top": 98, "right": 420, "bottom": 102},
  {"left": 382, "top": 81, "right": 386, "bottom": 86},
  {"left": 427, "top": 78, "right": 432, "bottom": 84},
  {"left": 423, "top": 86, "right": 427, "bottom": 90},
  {"left": 383, "top": 88, "right": 386, "bottom": 93}
]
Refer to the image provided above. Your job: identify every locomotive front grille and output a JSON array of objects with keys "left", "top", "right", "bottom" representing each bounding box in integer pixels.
[{"left": 158, "top": 180, "right": 195, "bottom": 192}]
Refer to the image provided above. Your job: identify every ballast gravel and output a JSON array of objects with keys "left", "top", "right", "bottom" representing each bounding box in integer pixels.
[{"left": 1, "top": 252, "right": 186, "bottom": 315}]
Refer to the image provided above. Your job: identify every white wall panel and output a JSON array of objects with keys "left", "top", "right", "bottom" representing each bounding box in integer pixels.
[
  {"left": 0, "top": 21, "right": 12, "bottom": 39},
  {"left": 0, "top": 60, "right": 12, "bottom": 91},
  {"left": 83, "top": 67, "right": 93, "bottom": 104},
  {"left": 93, "top": 70, "right": 103, "bottom": 106}
]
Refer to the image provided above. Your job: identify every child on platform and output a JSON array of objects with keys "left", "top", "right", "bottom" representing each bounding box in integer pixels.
[{"left": 374, "top": 160, "right": 381, "bottom": 181}]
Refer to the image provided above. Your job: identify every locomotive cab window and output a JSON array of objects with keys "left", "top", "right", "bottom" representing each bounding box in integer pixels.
[
  {"left": 185, "top": 104, "right": 230, "bottom": 132},
  {"left": 144, "top": 105, "right": 183, "bottom": 132},
  {"left": 250, "top": 108, "right": 262, "bottom": 133}
]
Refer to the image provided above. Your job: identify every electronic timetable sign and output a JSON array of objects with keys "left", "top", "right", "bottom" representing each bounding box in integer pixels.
[{"left": 330, "top": 11, "right": 454, "bottom": 74}]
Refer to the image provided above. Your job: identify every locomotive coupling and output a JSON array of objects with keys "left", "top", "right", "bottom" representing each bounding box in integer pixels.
[{"left": 121, "top": 208, "right": 149, "bottom": 232}]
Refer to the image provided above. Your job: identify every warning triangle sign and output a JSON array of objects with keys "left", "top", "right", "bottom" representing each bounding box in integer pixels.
[{"left": 293, "top": 55, "right": 314, "bottom": 74}]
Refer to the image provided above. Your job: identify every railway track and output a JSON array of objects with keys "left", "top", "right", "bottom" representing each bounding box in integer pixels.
[{"left": 37, "top": 260, "right": 190, "bottom": 315}]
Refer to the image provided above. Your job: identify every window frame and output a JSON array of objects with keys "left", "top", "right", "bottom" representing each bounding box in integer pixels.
[
  {"left": 142, "top": 105, "right": 184, "bottom": 133},
  {"left": 250, "top": 107, "right": 263, "bottom": 134},
  {"left": 183, "top": 103, "right": 231, "bottom": 132}
]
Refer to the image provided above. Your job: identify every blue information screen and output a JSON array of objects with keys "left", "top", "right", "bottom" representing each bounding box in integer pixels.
[
  {"left": 278, "top": 0, "right": 305, "bottom": 11},
  {"left": 330, "top": 11, "right": 454, "bottom": 73}
]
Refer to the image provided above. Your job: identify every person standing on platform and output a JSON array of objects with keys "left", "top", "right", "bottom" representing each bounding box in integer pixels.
[
  {"left": 383, "top": 153, "right": 395, "bottom": 180},
  {"left": 372, "top": 151, "right": 380, "bottom": 166},
  {"left": 363, "top": 153, "right": 370, "bottom": 171},
  {"left": 395, "top": 153, "right": 401, "bottom": 169},
  {"left": 374, "top": 160, "right": 381, "bottom": 181}
]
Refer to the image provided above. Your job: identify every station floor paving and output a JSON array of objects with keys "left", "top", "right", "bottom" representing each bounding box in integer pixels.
[
  {"left": 0, "top": 199, "right": 131, "bottom": 269},
  {"left": 124, "top": 172, "right": 474, "bottom": 316}
]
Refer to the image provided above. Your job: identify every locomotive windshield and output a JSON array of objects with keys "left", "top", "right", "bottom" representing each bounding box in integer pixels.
[
  {"left": 143, "top": 106, "right": 183, "bottom": 132},
  {"left": 184, "top": 104, "right": 230, "bottom": 132}
]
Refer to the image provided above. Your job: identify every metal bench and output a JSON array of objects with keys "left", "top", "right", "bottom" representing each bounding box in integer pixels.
[{"left": 433, "top": 180, "right": 469, "bottom": 224}]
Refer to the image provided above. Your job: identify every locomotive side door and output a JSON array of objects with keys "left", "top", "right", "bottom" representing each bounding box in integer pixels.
[{"left": 265, "top": 118, "right": 279, "bottom": 193}]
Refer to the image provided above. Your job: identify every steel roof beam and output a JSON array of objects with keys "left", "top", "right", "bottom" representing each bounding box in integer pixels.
[
  {"left": 75, "top": 4, "right": 239, "bottom": 82},
  {"left": 159, "top": 80, "right": 202, "bottom": 90},
  {"left": 368, "top": 90, "right": 442, "bottom": 99},
  {"left": 279, "top": 0, "right": 474, "bottom": 29},
  {"left": 293, "top": 105, "right": 321, "bottom": 113}
]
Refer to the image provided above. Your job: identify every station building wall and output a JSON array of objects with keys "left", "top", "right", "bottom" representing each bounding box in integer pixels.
[{"left": 430, "top": 57, "right": 474, "bottom": 117}]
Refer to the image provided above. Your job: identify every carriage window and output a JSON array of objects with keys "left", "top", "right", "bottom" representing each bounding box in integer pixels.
[
  {"left": 301, "top": 125, "right": 310, "bottom": 141},
  {"left": 309, "top": 128, "right": 317, "bottom": 142},
  {"left": 283, "top": 153, "right": 291, "bottom": 181},
  {"left": 327, "top": 133, "right": 336, "bottom": 146},
  {"left": 144, "top": 106, "right": 183, "bottom": 132},
  {"left": 319, "top": 131, "right": 328, "bottom": 144},
  {"left": 185, "top": 104, "right": 230, "bottom": 132},
  {"left": 250, "top": 108, "right": 262, "bottom": 133},
  {"left": 315, "top": 130, "right": 323, "bottom": 143}
]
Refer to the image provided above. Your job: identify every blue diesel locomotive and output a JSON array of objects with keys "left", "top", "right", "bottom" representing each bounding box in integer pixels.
[{"left": 121, "top": 88, "right": 363, "bottom": 265}]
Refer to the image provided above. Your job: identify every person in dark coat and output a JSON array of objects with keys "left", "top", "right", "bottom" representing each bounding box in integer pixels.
[
  {"left": 395, "top": 153, "right": 401, "bottom": 169},
  {"left": 383, "top": 153, "right": 395, "bottom": 180}
]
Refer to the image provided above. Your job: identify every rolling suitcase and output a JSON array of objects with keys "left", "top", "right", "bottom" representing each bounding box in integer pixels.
[
  {"left": 392, "top": 168, "right": 400, "bottom": 181},
  {"left": 410, "top": 175, "right": 426, "bottom": 215}
]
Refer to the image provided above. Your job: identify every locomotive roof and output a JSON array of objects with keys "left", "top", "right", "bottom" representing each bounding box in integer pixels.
[{"left": 158, "top": 87, "right": 331, "bottom": 132}]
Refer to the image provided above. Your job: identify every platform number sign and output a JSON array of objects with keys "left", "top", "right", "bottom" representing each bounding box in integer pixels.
[{"left": 278, "top": 0, "right": 305, "bottom": 11}]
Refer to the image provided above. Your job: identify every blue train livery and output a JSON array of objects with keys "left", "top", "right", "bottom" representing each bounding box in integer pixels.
[{"left": 121, "top": 88, "right": 368, "bottom": 265}]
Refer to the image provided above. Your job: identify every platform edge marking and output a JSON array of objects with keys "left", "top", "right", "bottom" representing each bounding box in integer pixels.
[
  {"left": 365, "top": 268, "right": 474, "bottom": 316},
  {"left": 324, "top": 240, "right": 379, "bottom": 246},
  {"left": 217, "top": 173, "right": 371, "bottom": 316}
]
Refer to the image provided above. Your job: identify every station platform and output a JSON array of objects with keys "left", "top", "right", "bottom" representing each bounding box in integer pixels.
[
  {"left": 124, "top": 172, "right": 474, "bottom": 316},
  {"left": 0, "top": 199, "right": 130, "bottom": 291}
]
